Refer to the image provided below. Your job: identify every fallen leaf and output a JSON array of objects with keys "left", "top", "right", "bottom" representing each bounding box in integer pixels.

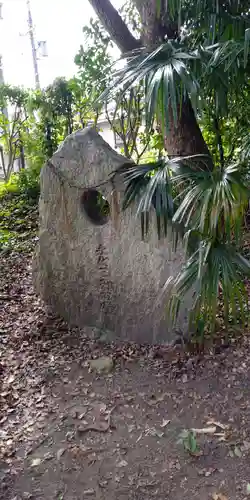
[
  {"left": 192, "top": 426, "right": 216, "bottom": 435},
  {"left": 147, "top": 392, "right": 167, "bottom": 406},
  {"left": 117, "top": 459, "right": 128, "bottom": 467},
  {"left": 56, "top": 448, "right": 65, "bottom": 460},
  {"left": 207, "top": 420, "right": 227, "bottom": 430},
  {"left": 212, "top": 494, "right": 228, "bottom": 500},
  {"left": 78, "top": 420, "right": 110, "bottom": 433},
  {"left": 6, "top": 374, "right": 15, "bottom": 385},
  {"left": 160, "top": 419, "right": 170, "bottom": 428},
  {"left": 234, "top": 446, "right": 242, "bottom": 458},
  {"left": 242, "top": 441, "right": 250, "bottom": 451},
  {"left": 99, "top": 403, "right": 107, "bottom": 414},
  {"left": 30, "top": 457, "right": 42, "bottom": 467},
  {"left": 204, "top": 468, "right": 216, "bottom": 477},
  {"left": 247, "top": 483, "right": 250, "bottom": 495},
  {"left": 145, "top": 427, "right": 164, "bottom": 438},
  {"left": 136, "top": 433, "right": 142, "bottom": 442},
  {"left": 198, "top": 468, "right": 216, "bottom": 477},
  {"left": 78, "top": 412, "right": 87, "bottom": 420}
]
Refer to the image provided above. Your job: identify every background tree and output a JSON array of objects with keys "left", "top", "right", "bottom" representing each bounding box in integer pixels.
[
  {"left": 31, "top": 78, "right": 75, "bottom": 158},
  {"left": 0, "top": 85, "right": 30, "bottom": 181},
  {"left": 74, "top": 16, "right": 152, "bottom": 161},
  {"left": 105, "top": 86, "right": 161, "bottom": 163},
  {"left": 74, "top": 18, "right": 113, "bottom": 127}
]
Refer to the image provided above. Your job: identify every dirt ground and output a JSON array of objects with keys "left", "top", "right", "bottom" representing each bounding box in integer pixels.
[{"left": 1, "top": 252, "right": 250, "bottom": 500}]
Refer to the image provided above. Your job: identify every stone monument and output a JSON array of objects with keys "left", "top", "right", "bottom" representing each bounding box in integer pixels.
[{"left": 33, "top": 128, "right": 190, "bottom": 344}]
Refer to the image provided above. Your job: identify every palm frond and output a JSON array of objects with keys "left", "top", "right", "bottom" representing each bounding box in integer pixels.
[
  {"left": 117, "top": 152, "right": 250, "bottom": 332},
  {"left": 98, "top": 41, "right": 202, "bottom": 134},
  {"left": 166, "top": 240, "right": 250, "bottom": 331},
  {"left": 98, "top": 33, "right": 248, "bottom": 136},
  {"left": 121, "top": 159, "right": 174, "bottom": 240},
  {"left": 172, "top": 162, "right": 249, "bottom": 244},
  {"left": 166, "top": 0, "right": 250, "bottom": 44},
  {"left": 208, "top": 39, "right": 248, "bottom": 70},
  {"left": 241, "top": 132, "right": 250, "bottom": 162},
  {"left": 120, "top": 157, "right": 190, "bottom": 241}
]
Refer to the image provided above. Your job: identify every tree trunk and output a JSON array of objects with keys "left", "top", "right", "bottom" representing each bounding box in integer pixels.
[
  {"left": 134, "top": 0, "right": 211, "bottom": 159},
  {"left": 89, "top": 0, "right": 212, "bottom": 160},
  {"left": 165, "top": 100, "right": 212, "bottom": 158},
  {"left": 88, "top": 0, "right": 141, "bottom": 53},
  {"left": 134, "top": 0, "right": 178, "bottom": 46}
]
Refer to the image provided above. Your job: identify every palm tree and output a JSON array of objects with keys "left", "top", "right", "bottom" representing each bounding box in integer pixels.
[{"left": 96, "top": 1, "right": 250, "bottom": 336}]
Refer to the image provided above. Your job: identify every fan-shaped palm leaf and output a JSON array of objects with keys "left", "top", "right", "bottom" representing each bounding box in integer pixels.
[
  {"left": 166, "top": 240, "right": 250, "bottom": 331},
  {"left": 172, "top": 162, "right": 249, "bottom": 244},
  {"left": 165, "top": 0, "right": 250, "bottom": 45},
  {"left": 98, "top": 41, "right": 203, "bottom": 134},
  {"left": 119, "top": 153, "right": 211, "bottom": 242},
  {"left": 121, "top": 158, "right": 175, "bottom": 241}
]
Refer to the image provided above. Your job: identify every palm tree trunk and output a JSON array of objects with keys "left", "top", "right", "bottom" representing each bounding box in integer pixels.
[
  {"left": 165, "top": 100, "right": 211, "bottom": 158},
  {"left": 89, "top": 0, "right": 212, "bottom": 160},
  {"left": 88, "top": 0, "right": 141, "bottom": 52},
  {"left": 134, "top": 0, "right": 211, "bottom": 159}
]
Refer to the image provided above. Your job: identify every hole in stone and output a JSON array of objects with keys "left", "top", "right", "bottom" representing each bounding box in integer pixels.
[{"left": 81, "top": 189, "right": 110, "bottom": 226}]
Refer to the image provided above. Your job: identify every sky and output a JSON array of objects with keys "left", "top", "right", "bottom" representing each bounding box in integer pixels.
[{"left": 0, "top": 0, "right": 122, "bottom": 89}]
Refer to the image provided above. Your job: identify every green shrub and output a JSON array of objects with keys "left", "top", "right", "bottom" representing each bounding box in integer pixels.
[
  {"left": 0, "top": 162, "right": 41, "bottom": 202},
  {"left": 0, "top": 188, "right": 38, "bottom": 253},
  {"left": 0, "top": 175, "right": 19, "bottom": 198},
  {"left": 17, "top": 164, "right": 40, "bottom": 201}
]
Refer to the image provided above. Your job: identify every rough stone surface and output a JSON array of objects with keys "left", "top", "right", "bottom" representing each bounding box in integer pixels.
[{"left": 33, "top": 127, "right": 192, "bottom": 344}]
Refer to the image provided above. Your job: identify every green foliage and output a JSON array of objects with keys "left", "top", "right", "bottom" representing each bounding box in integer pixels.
[
  {"left": 75, "top": 17, "right": 151, "bottom": 160},
  {"left": 99, "top": 0, "right": 249, "bottom": 160},
  {"left": 0, "top": 165, "right": 40, "bottom": 202},
  {"left": 0, "top": 22, "right": 115, "bottom": 209},
  {"left": 0, "top": 176, "right": 19, "bottom": 198},
  {"left": 99, "top": 37, "right": 249, "bottom": 142},
  {"left": 106, "top": 86, "right": 150, "bottom": 162},
  {"left": 16, "top": 166, "right": 40, "bottom": 201},
  {"left": 74, "top": 17, "right": 113, "bottom": 122},
  {"left": 122, "top": 157, "right": 176, "bottom": 240},
  {"left": 30, "top": 77, "right": 75, "bottom": 158},
  {"left": 168, "top": 158, "right": 250, "bottom": 332},
  {"left": 0, "top": 84, "right": 31, "bottom": 181},
  {"left": 119, "top": 153, "right": 250, "bottom": 332},
  {"left": 75, "top": 17, "right": 112, "bottom": 86},
  {"left": 97, "top": 0, "right": 250, "bottom": 336},
  {"left": 0, "top": 87, "right": 43, "bottom": 204},
  {"left": 119, "top": 1, "right": 141, "bottom": 38},
  {"left": 0, "top": 84, "right": 29, "bottom": 108},
  {"left": 0, "top": 191, "right": 38, "bottom": 253},
  {"left": 178, "top": 429, "right": 200, "bottom": 455},
  {"left": 99, "top": 40, "right": 203, "bottom": 134}
]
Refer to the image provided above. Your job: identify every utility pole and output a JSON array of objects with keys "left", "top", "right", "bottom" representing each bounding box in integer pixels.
[
  {"left": 0, "top": 1, "right": 9, "bottom": 177},
  {"left": 26, "top": 0, "right": 40, "bottom": 89},
  {"left": 0, "top": 2, "right": 4, "bottom": 86},
  {"left": 0, "top": 2, "right": 8, "bottom": 121},
  {"left": 0, "top": 56, "right": 4, "bottom": 86}
]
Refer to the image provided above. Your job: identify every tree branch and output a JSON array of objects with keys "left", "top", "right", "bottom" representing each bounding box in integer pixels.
[{"left": 88, "top": 0, "right": 141, "bottom": 53}]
